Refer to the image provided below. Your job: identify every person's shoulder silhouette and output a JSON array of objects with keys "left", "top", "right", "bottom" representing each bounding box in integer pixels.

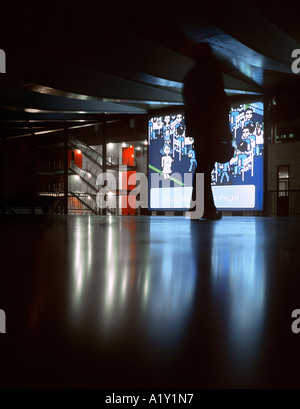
[
  {"left": 182, "top": 42, "right": 229, "bottom": 143},
  {"left": 183, "top": 42, "right": 223, "bottom": 103}
]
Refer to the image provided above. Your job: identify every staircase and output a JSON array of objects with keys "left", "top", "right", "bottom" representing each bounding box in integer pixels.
[
  {"left": 69, "top": 136, "right": 136, "bottom": 168},
  {"left": 69, "top": 192, "right": 98, "bottom": 214},
  {"left": 69, "top": 136, "right": 119, "bottom": 168},
  {"left": 69, "top": 191, "right": 119, "bottom": 215},
  {"left": 70, "top": 161, "right": 98, "bottom": 192},
  {"left": 69, "top": 162, "right": 120, "bottom": 214},
  {"left": 68, "top": 136, "right": 133, "bottom": 215}
]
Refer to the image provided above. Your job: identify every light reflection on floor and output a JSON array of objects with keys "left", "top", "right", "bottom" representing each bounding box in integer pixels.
[
  {"left": 2, "top": 215, "right": 300, "bottom": 388},
  {"left": 145, "top": 220, "right": 197, "bottom": 352},
  {"left": 210, "top": 219, "right": 267, "bottom": 382},
  {"left": 69, "top": 217, "right": 197, "bottom": 354}
]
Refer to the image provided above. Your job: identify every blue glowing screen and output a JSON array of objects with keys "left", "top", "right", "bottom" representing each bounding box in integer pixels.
[{"left": 148, "top": 101, "right": 264, "bottom": 211}]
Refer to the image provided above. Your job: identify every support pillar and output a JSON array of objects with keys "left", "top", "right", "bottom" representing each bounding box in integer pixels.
[
  {"left": 102, "top": 118, "right": 107, "bottom": 215},
  {"left": 29, "top": 125, "right": 36, "bottom": 215},
  {"left": 263, "top": 95, "right": 270, "bottom": 216},
  {"left": 64, "top": 126, "right": 69, "bottom": 215},
  {"left": 0, "top": 136, "right": 6, "bottom": 216}
]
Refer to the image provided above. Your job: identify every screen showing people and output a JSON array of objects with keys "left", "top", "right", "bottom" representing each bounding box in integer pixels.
[
  {"left": 148, "top": 102, "right": 264, "bottom": 211},
  {"left": 148, "top": 113, "right": 195, "bottom": 209}
]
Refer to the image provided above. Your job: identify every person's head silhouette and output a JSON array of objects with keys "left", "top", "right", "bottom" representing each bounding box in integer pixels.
[{"left": 191, "top": 42, "right": 213, "bottom": 62}]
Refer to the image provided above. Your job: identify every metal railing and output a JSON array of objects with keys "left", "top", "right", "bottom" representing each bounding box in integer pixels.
[
  {"left": 69, "top": 192, "right": 98, "bottom": 214},
  {"left": 70, "top": 161, "right": 98, "bottom": 192},
  {"left": 69, "top": 192, "right": 122, "bottom": 215},
  {"left": 69, "top": 136, "right": 103, "bottom": 167},
  {"left": 106, "top": 154, "right": 137, "bottom": 167},
  {"left": 69, "top": 136, "right": 137, "bottom": 168},
  {"left": 84, "top": 161, "right": 101, "bottom": 180},
  {"left": 70, "top": 161, "right": 125, "bottom": 193},
  {"left": 268, "top": 190, "right": 300, "bottom": 216}
]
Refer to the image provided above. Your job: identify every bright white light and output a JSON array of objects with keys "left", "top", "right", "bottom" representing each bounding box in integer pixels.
[
  {"left": 75, "top": 175, "right": 80, "bottom": 180},
  {"left": 25, "top": 108, "right": 41, "bottom": 113},
  {"left": 131, "top": 154, "right": 134, "bottom": 158},
  {"left": 77, "top": 150, "right": 82, "bottom": 154},
  {"left": 144, "top": 140, "right": 148, "bottom": 145},
  {"left": 136, "top": 147, "right": 141, "bottom": 151},
  {"left": 88, "top": 195, "right": 91, "bottom": 200},
  {"left": 122, "top": 143, "right": 127, "bottom": 148},
  {"left": 108, "top": 143, "right": 113, "bottom": 149},
  {"left": 107, "top": 191, "right": 114, "bottom": 197},
  {"left": 130, "top": 145, "right": 133, "bottom": 148}
]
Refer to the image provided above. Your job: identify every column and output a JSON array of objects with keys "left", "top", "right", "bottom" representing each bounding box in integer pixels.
[{"left": 64, "top": 125, "right": 69, "bottom": 215}]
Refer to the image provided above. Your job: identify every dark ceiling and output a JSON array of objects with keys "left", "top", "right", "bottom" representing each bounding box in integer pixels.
[{"left": 1, "top": 1, "right": 300, "bottom": 140}]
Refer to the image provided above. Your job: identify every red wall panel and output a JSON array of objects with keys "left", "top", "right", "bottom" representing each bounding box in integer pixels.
[
  {"left": 68, "top": 149, "right": 83, "bottom": 168},
  {"left": 122, "top": 146, "right": 136, "bottom": 214}
]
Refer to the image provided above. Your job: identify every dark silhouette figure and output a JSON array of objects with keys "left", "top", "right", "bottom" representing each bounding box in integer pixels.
[{"left": 182, "top": 42, "right": 232, "bottom": 219}]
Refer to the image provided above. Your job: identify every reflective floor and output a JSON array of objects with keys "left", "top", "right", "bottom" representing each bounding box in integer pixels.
[{"left": 1, "top": 215, "right": 300, "bottom": 388}]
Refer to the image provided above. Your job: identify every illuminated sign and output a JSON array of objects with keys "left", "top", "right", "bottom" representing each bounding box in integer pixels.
[
  {"left": 148, "top": 113, "right": 195, "bottom": 210},
  {"left": 148, "top": 101, "right": 264, "bottom": 212},
  {"left": 213, "top": 102, "right": 264, "bottom": 211}
]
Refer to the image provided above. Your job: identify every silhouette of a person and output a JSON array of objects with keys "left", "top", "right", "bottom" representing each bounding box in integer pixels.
[{"left": 182, "top": 42, "right": 231, "bottom": 219}]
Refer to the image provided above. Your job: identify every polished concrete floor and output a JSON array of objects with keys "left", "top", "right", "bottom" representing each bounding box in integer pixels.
[{"left": 1, "top": 215, "right": 300, "bottom": 389}]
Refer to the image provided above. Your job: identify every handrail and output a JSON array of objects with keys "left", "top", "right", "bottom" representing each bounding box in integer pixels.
[
  {"left": 268, "top": 190, "right": 300, "bottom": 216},
  {"left": 70, "top": 191, "right": 98, "bottom": 214},
  {"left": 69, "top": 136, "right": 103, "bottom": 166},
  {"left": 69, "top": 192, "right": 120, "bottom": 215},
  {"left": 70, "top": 161, "right": 98, "bottom": 192},
  {"left": 69, "top": 136, "right": 137, "bottom": 167}
]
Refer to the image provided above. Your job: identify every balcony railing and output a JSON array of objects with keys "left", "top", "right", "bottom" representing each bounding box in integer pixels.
[
  {"left": 70, "top": 161, "right": 98, "bottom": 192},
  {"left": 69, "top": 136, "right": 137, "bottom": 167},
  {"left": 69, "top": 136, "right": 103, "bottom": 167},
  {"left": 268, "top": 190, "right": 300, "bottom": 216}
]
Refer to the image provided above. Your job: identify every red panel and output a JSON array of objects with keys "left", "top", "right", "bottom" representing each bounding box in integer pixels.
[
  {"left": 122, "top": 146, "right": 135, "bottom": 214},
  {"left": 122, "top": 146, "right": 134, "bottom": 166},
  {"left": 68, "top": 149, "right": 82, "bottom": 168},
  {"left": 122, "top": 170, "right": 136, "bottom": 215}
]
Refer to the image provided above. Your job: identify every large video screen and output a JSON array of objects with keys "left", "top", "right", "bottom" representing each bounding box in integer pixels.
[
  {"left": 148, "top": 113, "right": 195, "bottom": 210},
  {"left": 148, "top": 101, "right": 264, "bottom": 211},
  {"left": 212, "top": 101, "right": 264, "bottom": 210}
]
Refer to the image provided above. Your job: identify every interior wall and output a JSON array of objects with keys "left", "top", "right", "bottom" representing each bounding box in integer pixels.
[{"left": 268, "top": 140, "right": 300, "bottom": 191}]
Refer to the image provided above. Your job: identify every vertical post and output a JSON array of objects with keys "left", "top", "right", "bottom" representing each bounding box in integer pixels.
[
  {"left": 0, "top": 136, "right": 6, "bottom": 215},
  {"left": 102, "top": 118, "right": 107, "bottom": 215},
  {"left": 64, "top": 125, "right": 69, "bottom": 215},
  {"left": 263, "top": 95, "right": 269, "bottom": 216},
  {"left": 29, "top": 125, "right": 36, "bottom": 215}
]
